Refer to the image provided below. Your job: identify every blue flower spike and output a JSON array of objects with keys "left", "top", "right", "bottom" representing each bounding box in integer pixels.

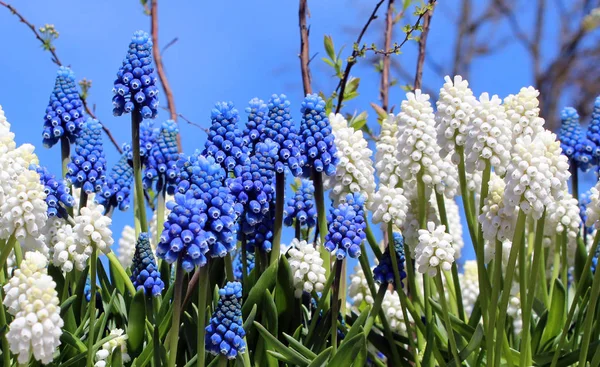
[
  {"left": 33, "top": 165, "right": 74, "bottom": 218},
  {"left": 96, "top": 150, "right": 134, "bottom": 211},
  {"left": 205, "top": 281, "right": 247, "bottom": 360},
  {"left": 264, "top": 94, "right": 304, "bottom": 176},
  {"left": 373, "top": 232, "right": 407, "bottom": 290},
  {"left": 559, "top": 107, "right": 582, "bottom": 162},
  {"left": 299, "top": 94, "right": 338, "bottom": 176},
  {"left": 324, "top": 192, "right": 366, "bottom": 260},
  {"left": 66, "top": 118, "right": 107, "bottom": 194},
  {"left": 580, "top": 96, "right": 600, "bottom": 171},
  {"left": 145, "top": 119, "right": 181, "bottom": 194},
  {"left": 284, "top": 178, "right": 317, "bottom": 228},
  {"left": 43, "top": 66, "right": 85, "bottom": 148},
  {"left": 131, "top": 232, "right": 164, "bottom": 296},
  {"left": 112, "top": 30, "right": 159, "bottom": 119},
  {"left": 244, "top": 98, "right": 269, "bottom": 150}
]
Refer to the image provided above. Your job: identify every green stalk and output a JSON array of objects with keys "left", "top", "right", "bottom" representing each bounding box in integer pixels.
[
  {"left": 86, "top": 246, "right": 97, "bottom": 367},
  {"left": 218, "top": 355, "right": 228, "bottom": 367},
  {"left": 486, "top": 239, "right": 503, "bottom": 364},
  {"left": 578, "top": 250, "right": 600, "bottom": 366},
  {"left": 270, "top": 172, "right": 285, "bottom": 264},
  {"left": 106, "top": 252, "right": 136, "bottom": 296},
  {"left": 168, "top": 261, "right": 184, "bottom": 367},
  {"left": 365, "top": 220, "right": 383, "bottom": 260},
  {"left": 131, "top": 111, "right": 148, "bottom": 232},
  {"left": 435, "top": 272, "right": 461, "bottom": 366},
  {"left": 456, "top": 147, "right": 478, "bottom": 251},
  {"left": 476, "top": 161, "right": 491, "bottom": 332},
  {"left": 13, "top": 240, "right": 22, "bottom": 268},
  {"left": 146, "top": 295, "right": 161, "bottom": 367},
  {"left": 224, "top": 254, "right": 234, "bottom": 282},
  {"left": 363, "top": 285, "right": 387, "bottom": 334},
  {"left": 520, "top": 211, "right": 545, "bottom": 367},
  {"left": 330, "top": 259, "right": 343, "bottom": 354},
  {"left": 493, "top": 209, "right": 526, "bottom": 367},
  {"left": 549, "top": 235, "right": 561, "bottom": 301},
  {"left": 570, "top": 163, "right": 578, "bottom": 201},
  {"left": 312, "top": 169, "right": 330, "bottom": 276},
  {"left": 549, "top": 230, "right": 600, "bottom": 367},
  {"left": 241, "top": 233, "right": 248, "bottom": 294},
  {"left": 156, "top": 181, "right": 166, "bottom": 245},
  {"left": 197, "top": 265, "right": 209, "bottom": 367},
  {"left": 0, "top": 236, "right": 16, "bottom": 274},
  {"left": 0, "top": 268, "right": 11, "bottom": 367}
]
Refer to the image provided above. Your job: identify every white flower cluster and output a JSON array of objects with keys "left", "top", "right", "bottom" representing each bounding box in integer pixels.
[
  {"left": 586, "top": 184, "right": 600, "bottom": 229},
  {"left": 369, "top": 184, "right": 409, "bottom": 230},
  {"left": 348, "top": 265, "right": 373, "bottom": 308},
  {"left": 325, "top": 113, "right": 376, "bottom": 204},
  {"left": 0, "top": 143, "right": 39, "bottom": 206},
  {"left": 459, "top": 260, "right": 479, "bottom": 316},
  {"left": 464, "top": 93, "right": 512, "bottom": 176},
  {"left": 382, "top": 290, "right": 412, "bottom": 335},
  {"left": 287, "top": 239, "right": 327, "bottom": 298},
  {"left": 73, "top": 205, "right": 114, "bottom": 253},
  {"left": 400, "top": 190, "right": 438, "bottom": 252},
  {"left": 478, "top": 173, "right": 517, "bottom": 245},
  {"left": 375, "top": 114, "right": 401, "bottom": 187},
  {"left": 95, "top": 328, "right": 130, "bottom": 367},
  {"left": 52, "top": 221, "right": 90, "bottom": 272},
  {"left": 507, "top": 283, "right": 523, "bottom": 335},
  {"left": 117, "top": 225, "right": 136, "bottom": 268},
  {"left": 504, "top": 130, "right": 570, "bottom": 220},
  {"left": 3, "top": 251, "right": 63, "bottom": 364},
  {"left": 544, "top": 192, "right": 580, "bottom": 251},
  {"left": 504, "top": 87, "right": 545, "bottom": 144},
  {"left": 442, "top": 197, "right": 464, "bottom": 259},
  {"left": 415, "top": 221, "right": 455, "bottom": 276},
  {"left": 436, "top": 75, "right": 478, "bottom": 162}
]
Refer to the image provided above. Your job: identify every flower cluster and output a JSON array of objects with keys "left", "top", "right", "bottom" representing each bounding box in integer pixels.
[
  {"left": 34, "top": 165, "right": 74, "bottom": 218},
  {"left": 73, "top": 205, "right": 114, "bottom": 253},
  {"left": 205, "top": 281, "right": 247, "bottom": 359},
  {"left": 67, "top": 118, "right": 107, "bottom": 194},
  {"left": 586, "top": 183, "right": 600, "bottom": 230},
  {"left": 348, "top": 265, "right": 373, "bottom": 308},
  {"left": 3, "top": 251, "right": 63, "bottom": 364},
  {"left": 558, "top": 107, "right": 583, "bottom": 163},
  {"left": 375, "top": 114, "right": 401, "bottom": 187},
  {"left": 479, "top": 172, "right": 517, "bottom": 245},
  {"left": 246, "top": 222, "right": 274, "bottom": 253},
  {"left": 117, "top": 225, "right": 136, "bottom": 268},
  {"left": 112, "top": 30, "right": 159, "bottom": 119},
  {"left": 382, "top": 290, "right": 412, "bottom": 334},
  {"left": 127, "top": 121, "right": 157, "bottom": 165},
  {"left": 459, "top": 260, "right": 479, "bottom": 316},
  {"left": 233, "top": 250, "right": 255, "bottom": 281},
  {"left": 284, "top": 178, "right": 317, "bottom": 228},
  {"left": 42, "top": 66, "right": 85, "bottom": 147},
  {"left": 544, "top": 192, "right": 580, "bottom": 257},
  {"left": 581, "top": 190, "right": 593, "bottom": 234},
  {"left": 51, "top": 220, "right": 90, "bottom": 272},
  {"left": 299, "top": 94, "right": 337, "bottom": 176},
  {"left": 504, "top": 86, "right": 545, "bottom": 143},
  {"left": 145, "top": 119, "right": 181, "bottom": 194},
  {"left": 97, "top": 152, "right": 133, "bottom": 211},
  {"left": 369, "top": 184, "right": 409, "bottom": 230},
  {"left": 324, "top": 193, "right": 366, "bottom": 259},
  {"left": 373, "top": 232, "right": 406, "bottom": 290},
  {"left": 583, "top": 97, "right": 600, "bottom": 171},
  {"left": 203, "top": 102, "right": 249, "bottom": 175},
  {"left": 244, "top": 98, "right": 268, "bottom": 149},
  {"left": 131, "top": 233, "right": 164, "bottom": 296},
  {"left": 415, "top": 221, "right": 455, "bottom": 276},
  {"left": 287, "top": 239, "right": 327, "bottom": 298},
  {"left": 94, "top": 329, "right": 130, "bottom": 367}
]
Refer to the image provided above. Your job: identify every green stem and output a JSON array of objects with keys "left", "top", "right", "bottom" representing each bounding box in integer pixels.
[
  {"left": 168, "top": 261, "right": 184, "bottom": 367},
  {"left": 87, "top": 246, "right": 97, "bottom": 367},
  {"left": 435, "top": 272, "right": 461, "bottom": 366},
  {"left": 146, "top": 295, "right": 161, "bottom": 367},
  {"left": 218, "top": 355, "right": 228, "bottom": 367},
  {"left": 365, "top": 220, "right": 383, "bottom": 260},
  {"left": 363, "top": 285, "right": 387, "bottom": 334},
  {"left": 241, "top": 233, "right": 248, "bottom": 294},
  {"left": 570, "top": 163, "right": 578, "bottom": 201},
  {"left": 0, "top": 236, "right": 16, "bottom": 275},
  {"left": 456, "top": 147, "right": 479, "bottom": 252},
  {"left": 487, "top": 239, "right": 503, "bottom": 364},
  {"left": 312, "top": 169, "right": 330, "bottom": 276},
  {"left": 520, "top": 211, "right": 546, "bottom": 367},
  {"left": 493, "top": 209, "right": 527, "bottom": 367},
  {"left": 578, "top": 247, "right": 600, "bottom": 366},
  {"left": 13, "top": 239, "right": 22, "bottom": 268},
  {"left": 106, "top": 252, "right": 136, "bottom": 296},
  {"left": 330, "top": 259, "right": 343, "bottom": 355},
  {"left": 131, "top": 110, "right": 148, "bottom": 232},
  {"left": 79, "top": 190, "right": 88, "bottom": 216},
  {"left": 197, "top": 265, "right": 209, "bottom": 367},
  {"left": 224, "top": 254, "right": 234, "bottom": 282},
  {"left": 0, "top": 268, "right": 11, "bottom": 367},
  {"left": 270, "top": 172, "right": 285, "bottom": 264},
  {"left": 476, "top": 161, "right": 491, "bottom": 332}
]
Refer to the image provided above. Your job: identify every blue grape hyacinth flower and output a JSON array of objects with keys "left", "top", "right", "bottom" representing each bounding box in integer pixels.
[
  {"left": 324, "top": 192, "right": 366, "bottom": 259},
  {"left": 96, "top": 150, "right": 133, "bottom": 211},
  {"left": 33, "top": 165, "right": 74, "bottom": 218},
  {"left": 112, "top": 30, "right": 159, "bottom": 119},
  {"left": 144, "top": 119, "right": 181, "bottom": 195},
  {"left": 177, "top": 151, "right": 228, "bottom": 195},
  {"left": 373, "top": 232, "right": 406, "bottom": 290},
  {"left": 264, "top": 94, "right": 305, "bottom": 176},
  {"left": 243, "top": 98, "right": 268, "bottom": 150},
  {"left": 67, "top": 118, "right": 107, "bottom": 194},
  {"left": 131, "top": 232, "right": 164, "bottom": 296},
  {"left": 559, "top": 107, "right": 583, "bottom": 163},
  {"left": 299, "top": 94, "right": 338, "bottom": 176},
  {"left": 42, "top": 66, "right": 85, "bottom": 148},
  {"left": 246, "top": 222, "right": 274, "bottom": 253},
  {"left": 233, "top": 250, "right": 255, "bottom": 281},
  {"left": 284, "top": 178, "right": 317, "bottom": 228},
  {"left": 205, "top": 281, "right": 247, "bottom": 360},
  {"left": 581, "top": 96, "right": 600, "bottom": 171}
]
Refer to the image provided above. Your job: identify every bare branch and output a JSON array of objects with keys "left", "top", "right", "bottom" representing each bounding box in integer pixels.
[
  {"left": 380, "top": 0, "right": 395, "bottom": 112},
  {"left": 414, "top": 2, "right": 435, "bottom": 91},
  {"left": 161, "top": 37, "right": 179, "bottom": 55},
  {"left": 299, "top": 0, "right": 313, "bottom": 95}
]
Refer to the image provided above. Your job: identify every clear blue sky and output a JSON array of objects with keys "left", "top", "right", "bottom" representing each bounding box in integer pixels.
[{"left": 0, "top": 1, "right": 595, "bottom": 265}]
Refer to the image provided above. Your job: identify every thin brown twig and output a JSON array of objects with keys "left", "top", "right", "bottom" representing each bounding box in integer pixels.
[
  {"left": 161, "top": 37, "right": 178, "bottom": 55},
  {"left": 380, "top": 0, "right": 395, "bottom": 112},
  {"left": 0, "top": 1, "right": 122, "bottom": 153},
  {"left": 299, "top": 0, "right": 313, "bottom": 95},
  {"left": 179, "top": 113, "right": 209, "bottom": 134},
  {"left": 414, "top": 2, "right": 435, "bottom": 90},
  {"left": 150, "top": 0, "right": 183, "bottom": 152}
]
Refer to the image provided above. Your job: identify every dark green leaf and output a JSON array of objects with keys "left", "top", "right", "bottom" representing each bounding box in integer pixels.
[
  {"left": 74, "top": 266, "right": 90, "bottom": 322},
  {"left": 242, "top": 260, "right": 277, "bottom": 317},
  {"left": 60, "top": 330, "right": 88, "bottom": 353},
  {"left": 253, "top": 321, "right": 310, "bottom": 366},
  {"left": 127, "top": 289, "right": 146, "bottom": 355},
  {"left": 328, "top": 332, "right": 365, "bottom": 366},
  {"left": 263, "top": 289, "right": 278, "bottom": 336},
  {"left": 274, "top": 256, "right": 294, "bottom": 334},
  {"left": 307, "top": 347, "right": 333, "bottom": 367},
  {"left": 60, "top": 295, "right": 78, "bottom": 318},
  {"left": 451, "top": 324, "right": 483, "bottom": 364},
  {"left": 344, "top": 305, "right": 370, "bottom": 342},
  {"left": 109, "top": 256, "right": 126, "bottom": 295},
  {"left": 283, "top": 333, "right": 317, "bottom": 359},
  {"left": 541, "top": 280, "right": 565, "bottom": 350},
  {"left": 242, "top": 304, "right": 257, "bottom": 331},
  {"left": 111, "top": 346, "right": 123, "bottom": 366}
]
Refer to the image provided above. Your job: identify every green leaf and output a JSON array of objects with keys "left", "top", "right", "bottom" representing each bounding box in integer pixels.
[
  {"left": 574, "top": 235, "right": 589, "bottom": 286},
  {"left": 60, "top": 330, "right": 88, "bottom": 353},
  {"left": 127, "top": 289, "right": 146, "bottom": 355},
  {"left": 109, "top": 255, "right": 126, "bottom": 295},
  {"left": 349, "top": 111, "right": 368, "bottom": 131},
  {"left": 253, "top": 321, "right": 310, "bottom": 366},
  {"left": 451, "top": 324, "right": 483, "bottom": 364},
  {"left": 111, "top": 346, "right": 123, "bottom": 366},
  {"left": 263, "top": 289, "right": 278, "bottom": 336},
  {"left": 324, "top": 35, "right": 335, "bottom": 61},
  {"left": 283, "top": 333, "right": 317, "bottom": 359},
  {"left": 328, "top": 332, "right": 365, "bottom": 366},
  {"left": 74, "top": 266, "right": 90, "bottom": 322},
  {"left": 267, "top": 350, "right": 301, "bottom": 365},
  {"left": 344, "top": 305, "right": 370, "bottom": 342},
  {"left": 541, "top": 279, "right": 566, "bottom": 349},
  {"left": 242, "top": 260, "right": 277, "bottom": 316},
  {"left": 322, "top": 58, "right": 336, "bottom": 68},
  {"left": 274, "top": 256, "right": 295, "bottom": 333},
  {"left": 242, "top": 304, "right": 257, "bottom": 331},
  {"left": 96, "top": 258, "right": 114, "bottom": 301},
  {"left": 60, "top": 353, "right": 87, "bottom": 367},
  {"left": 532, "top": 311, "right": 548, "bottom": 353},
  {"left": 307, "top": 347, "right": 333, "bottom": 367},
  {"left": 60, "top": 295, "right": 78, "bottom": 318},
  {"left": 370, "top": 103, "right": 388, "bottom": 121},
  {"left": 345, "top": 77, "right": 360, "bottom": 95}
]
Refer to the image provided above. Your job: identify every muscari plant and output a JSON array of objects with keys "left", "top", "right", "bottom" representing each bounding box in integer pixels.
[{"left": 5, "top": 29, "right": 600, "bottom": 367}]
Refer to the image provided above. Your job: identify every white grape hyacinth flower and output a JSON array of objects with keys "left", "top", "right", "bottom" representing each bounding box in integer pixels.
[
  {"left": 459, "top": 260, "right": 479, "bottom": 316},
  {"left": 464, "top": 93, "right": 512, "bottom": 176},
  {"left": 0, "top": 144, "right": 39, "bottom": 206},
  {"left": 348, "top": 265, "right": 374, "bottom": 308},
  {"left": 436, "top": 196, "right": 464, "bottom": 259},
  {"left": 287, "top": 239, "right": 327, "bottom": 298},
  {"left": 52, "top": 221, "right": 90, "bottom": 272},
  {"left": 435, "top": 75, "right": 478, "bottom": 162},
  {"left": 478, "top": 172, "right": 518, "bottom": 246},
  {"left": 94, "top": 328, "right": 130, "bottom": 367},
  {"left": 3, "top": 251, "right": 63, "bottom": 364},
  {"left": 504, "top": 86, "right": 545, "bottom": 144},
  {"left": 117, "top": 225, "right": 136, "bottom": 268},
  {"left": 507, "top": 283, "right": 523, "bottom": 335},
  {"left": 375, "top": 114, "right": 401, "bottom": 187},
  {"left": 415, "top": 221, "right": 455, "bottom": 276},
  {"left": 369, "top": 184, "right": 409, "bottom": 230},
  {"left": 586, "top": 184, "right": 600, "bottom": 229},
  {"left": 73, "top": 205, "right": 114, "bottom": 254},
  {"left": 544, "top": 192, "right": 580, "bottom": 252},
  {"left": 325, "top": 113, "right": 376, "bottom": 204},
  {"left": 382, "top": 289, "right": 413, "bottom": 335}
]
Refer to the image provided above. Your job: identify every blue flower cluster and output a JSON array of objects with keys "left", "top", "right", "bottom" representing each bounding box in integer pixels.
[
  {"left": 112, "top": 30, "right": 159, "bottom": 119},
  {"left": 96, "top": 151, "right": 133, "bottom": 211},
  {"left": 42, "top": 66, "right": 85, "bottom": 148},
  {"left": 246, "top": 222, "right": 274, "bottom": 253},
  {"left": 284, "top": 178, "right": 317, "bottom": 228},
  {"left": 373, "top": 232, "right": 406, "bottom": 290},
  {"left": 33, "top": 165, "right": 74, "bottom": 218},
  {"left": 233, "top": 251, "right": 255, "bottom": 281},
  {"left": 145, "top": 120, "right": 181, "bottom": 195},
  {"left": 581, "top": 97, "right": 600, "bottom": 171},
  {"left": 203, "top": 102, "right": 250, "bottom": 176},
  {"left": 264, "top": 94, "right": 304, "bottom": 176},
  {"left": 559, "top": 107, "right": 582, "bottom": 162},
  {"left": 243, "top": 98, "right": 268, "bottom": 150},
  {"left": 324, "top": 193, "right": 366, "bottom": 259},
  {"left": 205, "top": 281, "right": 246, "bottom": 360},
  {"left": 131, "top": 232, "right": 164, "bottom": 297},
  {"left": 299, "top": 94, "right": 338, "bottom": 176},
  {"left": 127, "top": 121, "right": 157, "bottom": 166},
  {"left": 67, "top": 118, "right": 107, "bottom": 194},
  {"left": 580, "top": 190, "right": 593, "bottom": 234},
  {"left": 177, "top": 151, "right": 227, "bottom": 194}
]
